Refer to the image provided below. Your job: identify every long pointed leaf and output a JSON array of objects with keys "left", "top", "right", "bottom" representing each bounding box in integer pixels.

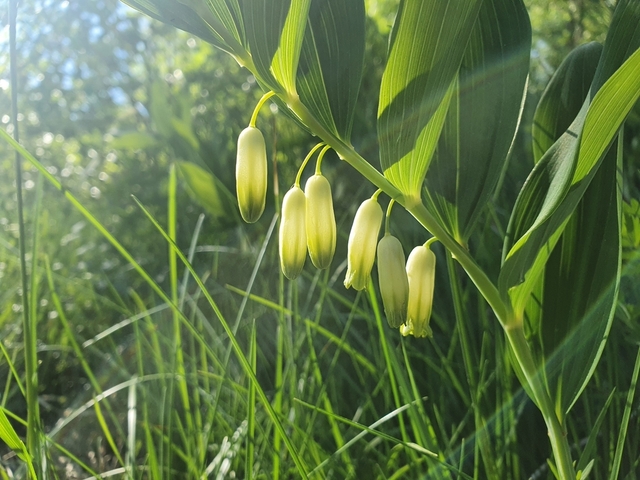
[
  {"left": 377, "top": 0, "right": 482, "bottom": 203},
  {"left": 501, "top": 23, "right": 640, "bottom": 311},
  {"left": 540, "top": 141, "right": 621, "bottom": 415},
  {"left": 532, "top": 42, "right": 602, "bottom": 163},
  {"left": 297, "top": 0, "right": 365, "bottom": 141},
  {"left": 242, "top": 0, "right": 309, "bottom": 93},
  {"left": 121, "top": 0, "right": 246, "bottom": 59},
  {"left": 425, "top": 0, "right": 531, "bottom": 240}
]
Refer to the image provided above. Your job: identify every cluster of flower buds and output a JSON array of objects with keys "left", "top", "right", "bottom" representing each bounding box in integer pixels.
[
  {"left": 376, "top": 238, "right": 436, "bottom": 338},
  {"left": 235, "top": 93, "right": 435, "bottom": 338},
  {"left": 343, "top": 196, "right": 437, "bottom": 338},
  {"left": 277, "top": 146, "right": 337, "bottom": 280}
]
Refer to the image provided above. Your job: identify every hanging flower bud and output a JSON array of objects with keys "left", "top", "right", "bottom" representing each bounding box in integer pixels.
[
  {"left": 236, "top": 126, "right": 267, "bottom": 223},
  {"left": 305, "top": 174, "right": 336, "bottom": 269},
  {"left": 376, "top": 235, "right": 409, "bottom": 328},
  {"left": 344, "top": 198, "right": 383, "bottom": 290},
  {"left": 402, "top": 244, "right": 436, "bottom": 338},
  {"left": 279, "top": 186, "right": 307, "bottom": 280}
]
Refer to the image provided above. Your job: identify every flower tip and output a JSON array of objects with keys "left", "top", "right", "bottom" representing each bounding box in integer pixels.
[{"left": 400, "top": 320, "right": 433, "bottom": 338}]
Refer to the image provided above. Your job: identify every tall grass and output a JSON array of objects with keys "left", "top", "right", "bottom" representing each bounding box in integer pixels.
[{"left": 1, "top": 123, "right": 640, "bottom": 478}]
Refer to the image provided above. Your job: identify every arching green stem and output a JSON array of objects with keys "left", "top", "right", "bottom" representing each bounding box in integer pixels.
[
  {"left": 295, "top": 143, "right": 325, "bottom": 187},
  {"left": 315, "top": 145, "right": 332, "bottom": 174},
  {"left": 249, "top": 91, "right": 276, "bottom": 128},
  {"left": 384, "top": 199, "right": 395, "bottom": 236}
]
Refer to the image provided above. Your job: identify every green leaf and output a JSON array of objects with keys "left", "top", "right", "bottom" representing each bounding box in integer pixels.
[
  {"left": 576, "top": 387, "right": 615, "bottom": 472},
  {"left": 424, "top": 0, "right": 531, "bottom": 241},
  {"left": 271, "top": 0, "right": 310, "bottom": 94},
  {"left": 177, "top": 161, "right": 226, "bottom": 219},
  {"left": 120, "top": 0, "right": 246, "bottom": 58},
  {"left": 111, "top": 132, "right": 157, "bottom": 151},
  {"left": 171, "top": 118, "right": 199, "bottom": 152},
  {"left": 532, "top": 42, "right": 602, "bottom": 164},
  {"left": 242, "top": 0, "right": 310, "bottom": 93},
  {"left": 501, "top": 33, "right": 640, "bottom": 312},
  {"left": 575, "top": 45, "right": 640, "bottom": 183},
  {"left": 0, "top": 408, "right": 30, "bottom": 465},
  {"left": 499, "top": 0, "right": 640, "bottom": 417},
  {"left": 377, "top": 0, "right": 482, "bottom": 203},
  {"left": 296, "top": 0, "right": 365, "bottom": 141},
  {"left": 539, "top": 143, "right": 621, "bottom": 415}
]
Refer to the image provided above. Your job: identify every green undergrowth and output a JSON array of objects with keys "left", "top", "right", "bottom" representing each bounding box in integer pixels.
[{"left": 0, "top": 143, "right": 638, "bottom": 478}]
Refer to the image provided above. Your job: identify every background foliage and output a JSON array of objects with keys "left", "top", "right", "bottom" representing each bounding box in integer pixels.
[{"left": 0, "top": 0, "right": 639, "bottom": 478}]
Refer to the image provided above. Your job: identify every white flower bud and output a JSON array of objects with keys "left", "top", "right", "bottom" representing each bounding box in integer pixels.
[
  {"left": 236, "top": 126, "right": 267, "bottom": 223},
  {"left": 376, "top": 235, "right": 409, "bottom": 328},
  {"left": 305, "top": 174, "right": 336, "bottom": 270},
  {"left": 344, "top": 198, "right": 383, "bottom": 290},
  {"left": 402, "top": 244, "right": 436, "bottom": 338},
  {"left": 279, "top": 186, "right": 307, "bottom": 280}
]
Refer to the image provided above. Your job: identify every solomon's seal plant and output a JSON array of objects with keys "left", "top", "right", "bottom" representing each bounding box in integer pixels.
[{"left": 120, "top": 0, "right": 640, "bottom": 477}]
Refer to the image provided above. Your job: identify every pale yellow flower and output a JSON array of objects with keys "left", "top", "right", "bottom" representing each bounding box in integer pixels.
[
  {"left": 345, "top": 198, "right": 383, "bottom": 290},
  {"left": 279, "top": 186, "right": 307, "bottom": 280},
  {"left": 305, "top": 174, "right": 336, "bottom": 269},
  {"left": 402, "top": 244, "right": 436, "bottom": 338},
  {"left": 376, "top": 235, "right": 409, "bottom": 328},
  {"left": 236, "top": 126, "right": 267, "bottom": 223}
]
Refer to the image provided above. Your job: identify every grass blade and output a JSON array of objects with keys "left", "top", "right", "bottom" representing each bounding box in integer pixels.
[
  {"left": 609, "top": 345, "right": 640, "bottom": 480},
  {"left": 576, "top": 387, "right": 615, "bottom": 473},
  {"left": 131, "top": 196, "right": 310, "bottom": 478}
]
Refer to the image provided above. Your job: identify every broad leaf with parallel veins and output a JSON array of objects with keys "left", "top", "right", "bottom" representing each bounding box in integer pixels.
[
  {"left": 377, "top": 0, "right": 482, "bottom": 205},
  {"left": 424, "top": 0, "right": 531, "bottom": 242}
]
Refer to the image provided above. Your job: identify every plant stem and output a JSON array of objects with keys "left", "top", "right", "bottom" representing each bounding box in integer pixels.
[
  {"left": 249, "top": 91, "right": 276, "bottom": 128},
  {"left": 504, "top": 322, "right": 576, "bottom": 479}
]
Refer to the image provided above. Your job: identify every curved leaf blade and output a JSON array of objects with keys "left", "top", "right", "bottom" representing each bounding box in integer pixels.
[
  {"left": 177, "top": 161, "right": 226, "bottom": 219},
  {"left": 501, "top": 45, "right": 640, "bottom": 310},
  {"left": 121, "top": 0, "right": 246, "bottom": 58},
  {"left": 242, "top": 0, "right": 310, "bottom": 93},
  {"left": 377, "top": 0, "right": 482, "bottom": 201},
  {"left": 532, "top": 42, "right": 602, "bottom": 164},
  {"left": 540, "top": 143, "right": 621, "bottom": 415},
  {"left": 297, "top": 0, "right": 365, "bottom": 141},
  {"left": 425, "top": 0, "right": 531, "bottom": 240}
]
